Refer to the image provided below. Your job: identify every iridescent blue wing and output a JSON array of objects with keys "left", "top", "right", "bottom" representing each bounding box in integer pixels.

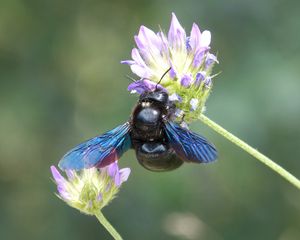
[
  {"left": 58, "top": 122, "right": 131, "bottom": 170},
  {"left": 164, "top": 121, "right": 217, "bottom": 163}
]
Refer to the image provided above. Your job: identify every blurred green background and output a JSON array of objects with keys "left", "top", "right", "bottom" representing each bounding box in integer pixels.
[{"left": 1, "top": 0, "right": 300, "bottom": 239}]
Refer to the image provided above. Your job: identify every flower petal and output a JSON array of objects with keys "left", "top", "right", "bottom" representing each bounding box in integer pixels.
[
  {"left": 190, "top": 98, "right": 199, "bottom": 111},
  {"left": 200, "top": 30, "right": 211, "bottom": 47},
  {"left": 134, "top": 35, "right": 146, "bottom": 51},
  {"left": 193, "top": 47, "right": 209, "bottom": 68},
  {"left": 180, "top": 74, "right": 193, "bottom": 88},
  {"left": 57, "top": 185, "right": 71, "bottom": 200},
  {"left": 131, "top": 48, "right": 146, "bottom": 67},
  {"left": 174, "top": 108, "right": 184, "bottom": 118},
  {"left": 136, "top": 26, "right": 161, "bottom": 54},
  {"left": 204, "top": 77, "right": 212, "bottom": 88},
  {"left": 168, "top": 13, "right": 186, "bottom": 49},
  {"left": 121, "top": 60, "right": 135, "bottom": 65},
  {"left": 50, "top": 166, "right": 67, "bottom": 186},
  {"left": 119, "top": 168, "right": 131, "bottom": 185},
  {"left": 189, "top": 23, "right": 202, "bottom": 52},
  {"left": 128, "top": 79, "right": 166, "bottom": 94},
  {"left": 169, "top": 66, "right": 177, "bottom": 79},
  {"left": 114, "top": 172, "right": 121, "bottom": 186},
  {"left": 97, "top": 193, "right": 102, "bottom": 202},
  {"left": 157, "top": 31, "right": 169, "bottom": 56},
  {"left": 195, "top": 71, "right": 206, "bottom": 86},
  {"left": 105, "top": 182, "right": 111, "bottom": 192},
  {"left": 65, "top": 170, "right": 76, "bottom": 181},
  {"left": 205, "top": 53, "right": 218, "bottom": 68},
  {"left": 107, "top": 161, "right": 119, "bottom": 178},
  {"left": 128, "top": 80, "right": 145, "bottom": 94},
  {"left": 169, "top": 93, "right": 182, "bottom": 102},
  {"left": 130, "top": 64, "right": 152, "bottom": 79}
]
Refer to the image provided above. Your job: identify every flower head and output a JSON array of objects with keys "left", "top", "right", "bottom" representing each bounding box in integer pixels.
[
  {"left": 50, "top": 162, "right": 130, "bottom": 215},
  {"left": 122, "top": 13, "right": 218, "bottom": 123}
]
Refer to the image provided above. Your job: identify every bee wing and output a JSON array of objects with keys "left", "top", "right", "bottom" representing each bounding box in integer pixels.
[
  {"left": 58, "top": 122, "right": 131, "bottom": 170},
  {"left": 164, "top": 121, "right": 217, "bottom": 163}
]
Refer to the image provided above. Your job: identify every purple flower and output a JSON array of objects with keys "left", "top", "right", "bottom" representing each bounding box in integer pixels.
[
  {"left": 122, "top": 13, "right": 216, "bottom": 87},
  {"left": 122, "top": 13, "right": 219, "bottom": 123},
  {"left": 50, "top": 161, "right": 131, "bottom": 215}
]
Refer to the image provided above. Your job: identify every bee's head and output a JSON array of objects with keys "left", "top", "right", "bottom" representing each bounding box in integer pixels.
[
  {"left": 139, "top": 90, "right": 169, "bottom": 105},
  {"left": 138, "top": 66, "right": 172, "bottom": 104}
]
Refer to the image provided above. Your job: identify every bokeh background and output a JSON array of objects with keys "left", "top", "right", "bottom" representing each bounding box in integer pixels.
[{"left": 1, "top": 0, "right": 300, "bottom": 239}]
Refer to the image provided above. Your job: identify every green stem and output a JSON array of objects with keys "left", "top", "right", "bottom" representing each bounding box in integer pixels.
[
  {"left": 95, "top": 211, "right": 123, "bottom": 240},
  {"left": 199, "top": 114, "right": 300, "bottom": 190}
]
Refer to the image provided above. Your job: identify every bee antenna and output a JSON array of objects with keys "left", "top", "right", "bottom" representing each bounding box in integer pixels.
[{"left": 155, "top": 67, "right": 171, "bottom": 90}]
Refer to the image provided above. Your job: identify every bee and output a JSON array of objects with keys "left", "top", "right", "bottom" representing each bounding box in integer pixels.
[{"left": 59, "top": 72, "right": 217, "bottom": 172}]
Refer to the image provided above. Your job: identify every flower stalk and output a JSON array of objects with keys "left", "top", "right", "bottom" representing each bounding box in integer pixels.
[
  {"left": 199, "top": 114, "right": 300, "bottom": 190},
  {"left": 95, "top": 211, "right": 123, "bottom": 240}
]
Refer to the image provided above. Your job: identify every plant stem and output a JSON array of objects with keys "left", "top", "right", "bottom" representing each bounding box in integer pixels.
[
  {"left": 95, "top": 211, "right": 123, "bottom": 240},
  {"left": 199, "top": 114, "right": 300, "bottom": 190}
]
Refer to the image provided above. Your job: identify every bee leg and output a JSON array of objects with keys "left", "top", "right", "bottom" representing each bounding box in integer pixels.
[
  {"left": 180, "top": 114, "right": 186, "bottom": 123},
  {"left": 179, "top": 114, "right": 189, "bottom": 129}
]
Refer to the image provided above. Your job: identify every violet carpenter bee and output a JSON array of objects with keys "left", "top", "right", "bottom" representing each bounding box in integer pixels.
[
  {"left": 58, "top": 90, "right": 218, "bottom": 171},
  {"left": 59, "top": 73, "right": 217, "bottom": 172}
]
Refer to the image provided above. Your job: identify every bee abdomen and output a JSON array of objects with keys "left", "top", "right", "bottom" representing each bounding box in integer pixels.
[{"left": 135, "top": 142, "right": 183, "bottom": 172}]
